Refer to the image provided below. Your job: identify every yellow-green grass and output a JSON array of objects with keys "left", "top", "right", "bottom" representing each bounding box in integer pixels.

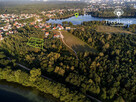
[
  {"left": 60, "top": 30, "right": 96, "bottom": 53},
  {"left": 97, "top": 25, "right": 133, "bottom": 34}
]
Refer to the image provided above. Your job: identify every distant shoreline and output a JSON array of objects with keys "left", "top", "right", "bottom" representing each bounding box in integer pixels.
[
  {"left": 91, "top": 15, "right": 136, "bottom": 19},
  {"left": 88, "top": 12, "right": 136, "bottom": 19},
  {"left": 50, "top": 13, "right": 84, "bottom": 20}
]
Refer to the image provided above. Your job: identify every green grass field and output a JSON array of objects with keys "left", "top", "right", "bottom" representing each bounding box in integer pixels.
[
  {"left": 60, "top": 30, "right": 96, "bottom": 53},
  {"left": 97, "top": 25, "right": 133, "bottom": 34}
]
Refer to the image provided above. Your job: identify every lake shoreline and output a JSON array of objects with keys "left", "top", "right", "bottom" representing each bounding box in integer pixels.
[
  {"left": 46, "top": 14, "right": 136, "bottom": 25},
  {"left": 91, "top": 15, "right": 136, "bottom": 19},
  {"left": 88, "top": 12, "right": 136, "bottom": 18},
  {"left": 50, "top": 13, "right": 84, "bottom": 20}
]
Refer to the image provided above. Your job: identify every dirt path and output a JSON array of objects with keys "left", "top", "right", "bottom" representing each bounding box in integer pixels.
[{"left": 59, "top": 31, "right": 79, "bottom": 60}]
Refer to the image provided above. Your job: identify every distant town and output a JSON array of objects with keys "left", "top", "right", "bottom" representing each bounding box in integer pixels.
[
  {"left": 0, "top": 1, "right": 136, "bottom": 102},
  {"left": 0, "top": 1, "right": 136, "bottom": 40}
]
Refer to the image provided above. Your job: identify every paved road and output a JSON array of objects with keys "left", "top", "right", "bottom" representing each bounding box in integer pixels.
[
  {"left": 86, "top": 95, "right": 102, "bottom": 102},
  {"left": 16, "top": 63, "right": 54, "bottom": 81},
  {"left": 8, "top": 57, "right": 53, "bottom": 81},
  {"left": 59, "top": 31, "right": 79, "bottom": 60},
  {"left": 17, "top": 63, "right": 30, "bottom": 71}
]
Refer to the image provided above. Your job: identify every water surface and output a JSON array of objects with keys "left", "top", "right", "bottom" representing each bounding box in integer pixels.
[
  {"left": 47, "top": 15, "right": 136, "bottom": 25},
  {"left": 0, "top": 80, "right": 57, "bottom": 102}
]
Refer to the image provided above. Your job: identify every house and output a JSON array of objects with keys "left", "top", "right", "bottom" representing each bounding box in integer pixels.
[
  {"left": 0, "top": 27, "right": 4, "bottom": 29},
  {"left": 53, "top": 27, "right": 56, "bottom": 30},
  {"left": 34, "top": 26, "right": 39, "bottom": 28},
  {"left": 30, "top": 22, "right": 35, "bottom": 25},
  {"left": 8, "top": 26, "right": 12, "bottom": 29},
  {"left": 53, "top": 34, "right": 60, "bottom": 38},
  {"left": 10, "top": 18, "right": 13, "bottom": 21},
  {"left": 16, "top": 25, "right": 21, "bottom": 29},
  {"left": 9, "top": 31, "right": 13, "bottom": 34},
  {"left": 37, "top": 19, "right": 43, "bottom": 22},
  {"left": 41, "top": 11, "right": 46, "bottom": 14},
  {"left": 57, "top": 24, "right": 64, "bottom": 30},
  {"left": 46, "top": 25, "right": 51, "bottom": 28},
  {"left": 46, "top": 14, "right": 54, "bottom": 18},
  {"left": 65, "top": 27, "right": 71, "bottom": 30},
  {"left": 59, "top": 26, "right": 64, "bottom": 30},
  {"left": 21, "top": 24, "right": 24, "bottom": 27},
  {"left": 0, "top": 34, "right": 3, "bottom": 40},
  {"left": 42, "top": 28, "right": 46, "bottom": 31},
  {"left": 45, "top": 32, "right": 49, "bottom": 38},
  {"left": 3, "top": 28, "right": 8, "bottom": 32},
  {"left": 14, "top": 21, "right": 18, "bottom": 25},
  {"left": 5, "top": 32, "right": 9, "bottom": 35},
  {"left": 48, "top": 10, "right": 55, "bottom": 13}
]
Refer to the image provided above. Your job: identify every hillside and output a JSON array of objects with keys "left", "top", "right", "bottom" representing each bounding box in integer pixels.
[
  {"left": 96, "top": 25, "right": 134, "bottom": 34},
  {"left": 60, "top": 30, "right": 96, "bottom": 53}
]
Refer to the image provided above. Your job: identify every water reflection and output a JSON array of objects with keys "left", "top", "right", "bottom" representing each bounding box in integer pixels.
[
  {"left": 47, "top": 15, "right": 136, "bottom": 25},
  {"left": 0, "top": 80, "right": 57, "bottom": 102}
]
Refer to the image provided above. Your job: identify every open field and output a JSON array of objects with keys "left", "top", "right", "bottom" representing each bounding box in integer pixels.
[
  {"left": 54, "top": 30, "right": 96, "bottom": 53},
  {"left": 97, "top": 25, "right": 133, "bottom": 34}
]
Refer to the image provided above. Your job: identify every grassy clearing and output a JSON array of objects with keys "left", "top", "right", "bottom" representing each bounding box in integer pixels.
[
  {"left": 97, "top": 25, "right": 133, "bottom": 34},
  {"left": 59, "top": 30, "right": 96, "bottom": 53}
]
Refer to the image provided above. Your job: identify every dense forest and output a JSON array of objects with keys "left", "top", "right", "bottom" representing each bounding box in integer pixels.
[
  {"left": 0, "top": 2, "right": 86, "bottom": 14},
  {"left": 0, "top": 49, "right": 90, "bottom": 102},
  {"left": 1, "top": 1, "right": 136, "bottom": 102},
  {"left": 0, "top": 26, "right": 91, "bottom": 102},
  {"left": 70, "top": 22, "right": 136, "bottom": 102},
  {"left": 0, "top": 20, "right": 136, "bottom": 102},
  {"left": 128, "top": 24, "right": 136, "bottom": 33}
]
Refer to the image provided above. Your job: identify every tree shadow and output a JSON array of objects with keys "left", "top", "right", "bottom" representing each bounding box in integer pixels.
[{"left": 72, "top": 44, "right": 96, "bottom": 53}]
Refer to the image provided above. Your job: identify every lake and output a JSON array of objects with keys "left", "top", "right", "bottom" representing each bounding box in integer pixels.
[
  {"left": 47, "top": 15, "right": 136, "bottom": 25},
  {"left": 0, "top": 80, "right": 57, "bottom": 102}
]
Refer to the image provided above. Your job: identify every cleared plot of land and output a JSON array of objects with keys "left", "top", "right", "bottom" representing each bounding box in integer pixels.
[
  {"left": 27, "top": 37, "right": 44, "bottom": 49},
  {"left": 59, "top": 30, "right": 96, "bottom": 53},
  {"left": 97, "top": 25, "right": 133, "bottom": 34}
]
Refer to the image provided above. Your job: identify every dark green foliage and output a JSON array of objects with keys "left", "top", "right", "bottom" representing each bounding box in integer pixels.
[
  {"left": 0, "top": 22, "right": 136, "bottom": 102},
  {"left": 0, "top": 2, "right": 86, "bottom": 14}
]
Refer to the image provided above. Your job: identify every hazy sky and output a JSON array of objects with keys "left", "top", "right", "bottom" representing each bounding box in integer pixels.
[
  {"left": 0, "top": 0, "right": 118, "bottom": 1},
  {"left": 0, "top": 0, "right": 84, "bottom": 1}
]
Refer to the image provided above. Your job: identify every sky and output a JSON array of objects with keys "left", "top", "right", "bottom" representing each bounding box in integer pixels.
[
  {"left": 0, "top": 0, "right": 86, "bottom": 1},
  {"left": 0, "top": 0, "right": 125, "bottom": 1}
]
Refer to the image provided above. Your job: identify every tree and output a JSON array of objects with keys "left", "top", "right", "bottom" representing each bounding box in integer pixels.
[
  {"left": 14, "top": 70, "right": 21, "bottom": 82},
  {"left": 100, "top": 88, "right": 107, "bottom": 99},
  {"left": 108, "top": 88, "right": 117, "bottom": 99},
  {"left": 114, "top": 96, "right": 125, "bottom": 102},
  {"left": 29, "top": 68, "right": 41, "bottom": 82}
]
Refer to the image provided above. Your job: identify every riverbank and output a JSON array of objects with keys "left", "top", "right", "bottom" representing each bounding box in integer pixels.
[
  {"left": 0, "top": 68, "right": 90, "bottom": 102},
  {"left": 0, "top": 80, "right": 57, "bottom": 102}
]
